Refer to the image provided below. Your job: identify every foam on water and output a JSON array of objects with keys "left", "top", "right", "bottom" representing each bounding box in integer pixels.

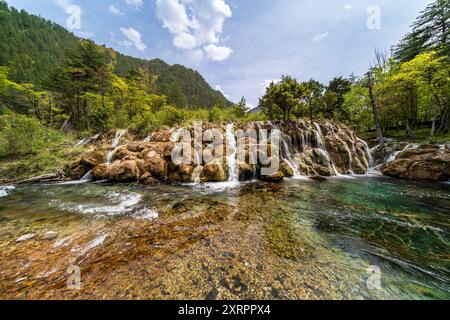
[
  {"left": 50, "top": 191, "right": 158, "bottom": 219},
  {"left": 0, "top": 186, "right": 15, "bottom": 198}
]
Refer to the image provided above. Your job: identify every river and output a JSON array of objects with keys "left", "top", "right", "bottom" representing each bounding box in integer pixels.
[{"left": 0, "top": 175, "right": 448, "bottom": 299}]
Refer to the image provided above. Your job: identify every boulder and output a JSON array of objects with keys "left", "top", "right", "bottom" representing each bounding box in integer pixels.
[
  {"left": 68, "top": 164, "right": 91, "bottom": 180},
  {"left": 140, "top": 172, "right": 159, "bottom": 186},
  {"left": 144, "top": 152, "right": 168, "bottom": 180},
  {"left": 109, "top": 160, "right": 140, "bottom": 182},
  {"left": 201, "top": 159, "right": 227, "bottom": 182},
  {"left": 178, "top": 164, "right": 193, "bottom": 182},
  {"left": 280, "top": 162, "right": 294, "bottom": 177},
  {"left": 79, "top": 149, "right": 106, "bottom": 167},
  {"left": 238, "top": 161, "right": 255, "bottom": 180},
  {"left": 381, "top": 149, "right": 450, "bottom": 181},
  {"left": 91, "top": 163, "right": 111, "bottom": 180},
  {"left": 260, "top": 171, "right": 284, "bottom": 182}
]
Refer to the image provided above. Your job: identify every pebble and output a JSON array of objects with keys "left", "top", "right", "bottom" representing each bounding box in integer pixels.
[
  {"left": 42, "top": 231, "right": 58, "bottom": 240},
  {"left": 16, "top": 233, "right": 36, "bottom": 242}
]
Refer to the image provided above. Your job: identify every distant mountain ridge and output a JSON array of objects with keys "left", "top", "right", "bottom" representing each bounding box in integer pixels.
[{"left": 0, "top": 1, "right": 231, "bottom": 108}]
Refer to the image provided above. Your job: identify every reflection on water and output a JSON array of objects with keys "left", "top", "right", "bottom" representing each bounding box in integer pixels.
[{"left": 0, "top": 176, "right": 449, "bottom": 299}]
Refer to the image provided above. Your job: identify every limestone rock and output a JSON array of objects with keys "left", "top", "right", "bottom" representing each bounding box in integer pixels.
[{"left": 109, "top": 160, "right": 140, "bottom": 182}]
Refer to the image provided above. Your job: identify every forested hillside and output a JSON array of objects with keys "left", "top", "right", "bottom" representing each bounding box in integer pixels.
[{"left": 0, "top": 1, "right": 230, "bottom": 108}]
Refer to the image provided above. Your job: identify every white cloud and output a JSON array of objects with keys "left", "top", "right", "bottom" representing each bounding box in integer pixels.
[
  {"left": 155, "top": 0, "right": 233, "bottom": 61},
  {"left": 204, "top": 44, "right": 233, "bottom": 61},
  {"left": 109, "top": 5, "right": 124, "bottom": 16},
  {"left": 53, "top": 0, "right": 82, "bottom": 30},
  {"left": 343, "top": 4, "right": 353, "bottom": 10},
  {"left": 312, "top": 32, "right": 329, "bottom": 42},
  {"left": 125, "top": 0, "right": 144, "bottom": 10},
  {"left": 120, "top": 27, "right": 147, "bottom": 52}
]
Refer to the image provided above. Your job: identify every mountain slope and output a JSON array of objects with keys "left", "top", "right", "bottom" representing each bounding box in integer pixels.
[{"left": 0, "top": 1, "right": 231, "bottom": 108}]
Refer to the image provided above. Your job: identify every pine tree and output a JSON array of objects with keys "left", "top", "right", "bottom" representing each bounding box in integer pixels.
[{"left": 394, "top": 0, "right": 450, "bottom": 61}]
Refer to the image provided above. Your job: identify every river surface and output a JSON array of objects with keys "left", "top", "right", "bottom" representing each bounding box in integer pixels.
[{"left": 0, "top": 175, "right": 449, "bottom": 299}]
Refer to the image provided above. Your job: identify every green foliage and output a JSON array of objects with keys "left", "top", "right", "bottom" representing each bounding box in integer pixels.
[
  {"left": 343, "top": 51, "right": 450, "bottom": 136},
  {"left": 0, "top": 112, "right": 64, "bottom": 156},
  {"left": 394, "top": 0, "right": 449, "bottom": 61},
  {"left": 259, "top": 76, "right": 303, "bottom": 120}
]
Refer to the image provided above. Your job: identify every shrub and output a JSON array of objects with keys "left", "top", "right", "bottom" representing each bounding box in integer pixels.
[{"left": 0, "top": 112, "right": 63, "bottom": 156}]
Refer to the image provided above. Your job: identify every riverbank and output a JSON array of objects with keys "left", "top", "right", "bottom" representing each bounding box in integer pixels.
[{"left": 0, "top": 136, "right": 87, "bottom": 183}]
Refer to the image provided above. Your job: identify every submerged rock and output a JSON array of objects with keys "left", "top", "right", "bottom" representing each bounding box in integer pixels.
[
  {"left": 309, "top": 175, "right": 327, "bottom": 181},
  {"left": 41, "top": 231, "right": 58, "bottom": 240},
  {"left": 16, "top": 233, "right": 37, "bottom": 242},
  {"left": 260, "top": 171, "right": 284, "bottom": 182}
]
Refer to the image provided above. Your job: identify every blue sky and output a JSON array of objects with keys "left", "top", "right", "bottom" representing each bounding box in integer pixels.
[{"left": 6, "top": 0, "right": 433, "bottom": 107}]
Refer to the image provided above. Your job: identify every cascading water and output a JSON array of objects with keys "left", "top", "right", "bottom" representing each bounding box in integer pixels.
[
  {"left": 191, "top": 148, "right": 203, "bottom": 184},
  {"left": 281, "top": 135, "right": 303, "bottom": 179},
  {"left": 226, "top": 123, "right": 239, "bottom": 183},
  {"left": 107, "top": 129, "right": 127, "bottom": 163},
  {"left": 387, "top": 143, "right": 418, "bottom": 163}
]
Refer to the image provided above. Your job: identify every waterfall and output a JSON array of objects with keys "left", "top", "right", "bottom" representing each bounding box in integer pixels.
[
  {"left": 226, "top": 123, "right": 239, "bottom": 183},
  {"left": 191, "top": 166, "right": 203, "bottom": 184},
  {"left": 107, "top": 129, "right": 127, "bottom": 163},
  {"left": 387, "top": 143, "right": 418, "bottom": 163},
  {"left": 281, "top": 136, "right": 303, "bottom": 179},
  {"left": 81, "top": 170, "right": 92, "bottom": 181},
  {"left": 191, "top": 148, "right": 203, "bottom": 184},
  {"left": 358, "top": 138, "right": 373, "bottom": 167},
  {"left": 313, "top": 123, "right": 324, "bottom": 148}
]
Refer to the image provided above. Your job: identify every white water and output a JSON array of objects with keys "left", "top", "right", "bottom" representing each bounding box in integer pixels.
[
  {"left": 107, "top": 129, "right": 127, "bottom": 163},
  {"left": 51, "top": 191, "right": 158, "bottom": 220},
  {"left": 281, "top": 138, "right": 304, "bottom": 179},
  {"left": 358, "top": 138, "right": 374, "bottom": 167},
  {"left": 0, "top": 186, "right": 15, "bottom": 198},
  {"left": 191, "top": 165, "right": 203, "bottom": 184},
  {"left": 387, "top": 143, "right": 418, "bottom": 163},
  {"left": 75, "top": 134, "right": 100, "bottom": 147},
  {"left": 225, "top": 123, "right": 239, "bottom": 184},
  {"left": 81, "top": 170, "right": 92, "bottom": 181}
]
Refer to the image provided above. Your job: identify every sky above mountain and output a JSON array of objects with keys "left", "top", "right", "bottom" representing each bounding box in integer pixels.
[{"left": 6, "top": 0, "right": 434, "bottom": 108}]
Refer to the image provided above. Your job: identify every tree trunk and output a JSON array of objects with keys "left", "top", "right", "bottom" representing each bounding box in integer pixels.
[
  {"left": 367, "top": 72, "right": 384, "bottom": 147},
  {"left": 430, "top": 95, "right": 438, "bottom": 138}
]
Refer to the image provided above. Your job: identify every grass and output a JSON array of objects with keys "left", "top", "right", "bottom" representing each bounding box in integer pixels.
[
  {"left": 0, "top": 136, "right": 87, "bottom": 182},
  {"left": 362, "top": 127, "right": 450, "bottom": 145}
]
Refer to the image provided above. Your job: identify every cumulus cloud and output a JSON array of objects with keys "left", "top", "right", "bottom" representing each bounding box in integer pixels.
[
  {"left": 312, "top": 32, "right": 329, "bottom": 42},
  {"left": 156, "top": 0, "right": 233, "bottom": 61},
  {"left": 343, "top": 4, "right": 353, "bottom": 10},
  {"left": 109, "top": 5, "right": 124, "bottom": 16},
  {"left": 125, "top": 0, "right": 144, "bottom": 10},
  {"left": 120, "top": 27, "right": 147, "bottom": 52},
  {"left": 204, "top": 44, "right": 233, "bottom": 61}
]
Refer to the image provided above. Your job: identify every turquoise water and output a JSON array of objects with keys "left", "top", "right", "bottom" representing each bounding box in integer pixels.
[{"left": 0, "top": 175, "right": 449, "bottom": 299}]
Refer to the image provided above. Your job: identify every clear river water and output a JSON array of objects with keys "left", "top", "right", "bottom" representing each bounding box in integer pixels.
[{"left": 0, "top": 174, "right": 449, "bottom": 299}]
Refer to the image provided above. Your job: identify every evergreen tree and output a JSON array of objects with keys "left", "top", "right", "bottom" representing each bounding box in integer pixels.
[{"left": 394, "top": 0, "right": 450, "bottom": 61}]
